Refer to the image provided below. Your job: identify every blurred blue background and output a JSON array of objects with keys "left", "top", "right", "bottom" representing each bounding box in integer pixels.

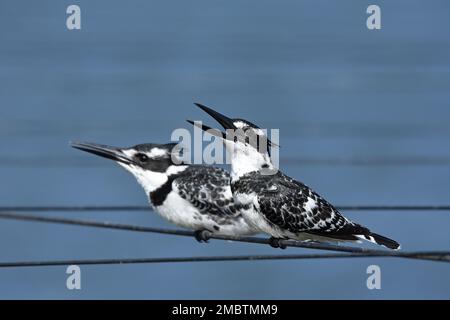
[{"left": 0, "top": 0, "right": 449, "bottom": 299}]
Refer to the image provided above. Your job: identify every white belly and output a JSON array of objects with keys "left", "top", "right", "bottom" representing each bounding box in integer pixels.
[
  {"left": 154, "top": 192, "right": 202, "bottom": 229},
  {"left": 152, "top": 192, "right": 256, "bottom": 236}
]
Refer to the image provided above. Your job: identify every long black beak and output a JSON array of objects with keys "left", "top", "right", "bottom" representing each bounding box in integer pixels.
[
  {"left": 186, "top": 120, "right": 227, "bottom": 139},
  {"left": 70, "top": 141, "right": 136, "bottom": 166},
  {"left": 189, "top": 103, "right": 279, "bottom": 149},
  {"left": 193, "top": 103, "right": 236, "bottom": 131}
]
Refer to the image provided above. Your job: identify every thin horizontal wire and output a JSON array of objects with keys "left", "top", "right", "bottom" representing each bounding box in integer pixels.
[
  {"left": 0, "top": 211, "right": 449, "bottom": 263},
  {"left": 1, "top": 251, "right": 450, "bottom": 268},
  {"left": 0, "top": 205, "right": 449, "bottom": 212}
]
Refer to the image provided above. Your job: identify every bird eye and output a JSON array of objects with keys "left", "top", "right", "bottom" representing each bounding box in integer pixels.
[{"left": 136, "top": 153, "right": 148, "bottom": 162}]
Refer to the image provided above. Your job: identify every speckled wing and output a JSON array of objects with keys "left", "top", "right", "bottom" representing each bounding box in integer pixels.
[
  {"left": 254, "top": 172, "right": 365, "bottom": 236},
  {"left": 173, "top": 165, "right": 245, "bottom": 219}
]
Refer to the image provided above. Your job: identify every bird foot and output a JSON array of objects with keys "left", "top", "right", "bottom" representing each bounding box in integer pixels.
[
  {"left": 269, "top": 237, "right": 287, "bottom": 249},
  {"left": 194, "top": 230, "right": 212, "bottom": 243}
]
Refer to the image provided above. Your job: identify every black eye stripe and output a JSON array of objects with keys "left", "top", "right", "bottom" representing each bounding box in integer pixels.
[
  {"left": 136, "top": 153, "right": 149, "bottom": 162},
  {"left": 132, "top": 152, "right": 178, "bottom": 173}
]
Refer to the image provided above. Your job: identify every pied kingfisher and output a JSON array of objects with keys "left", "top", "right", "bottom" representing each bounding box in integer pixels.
[
  {"left": 189, "top": 103, "right": 400, "bottom": 250},
  {"left": 71, "top": 141, "right": 258, "bottom": 242}
]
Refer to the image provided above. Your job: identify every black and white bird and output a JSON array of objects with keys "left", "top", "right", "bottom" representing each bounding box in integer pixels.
[
  {"left": 189, "top": 103, "right": 400, "bottom": 250},
  {"left": 71, "top": 141, "right": 257, "bottom": 241}
]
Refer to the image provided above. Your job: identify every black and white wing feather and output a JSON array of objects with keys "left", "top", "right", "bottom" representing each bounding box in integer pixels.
[
  {"left": 174, "top": 166, "right": 247, "bottom": 220},
  {"left": 257, "top": 173, "right": 352, "bottom": 234},
  {"left": 235, "top": 172, "right": 400, "bottom": 249}
]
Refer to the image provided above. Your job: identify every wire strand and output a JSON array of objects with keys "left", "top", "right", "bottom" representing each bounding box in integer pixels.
[
  {"left": 0, "top": 212, "right": 449, "bottom": 263},
  {"left": 1, "top": 251, "right": 450, "bottom": 268}
]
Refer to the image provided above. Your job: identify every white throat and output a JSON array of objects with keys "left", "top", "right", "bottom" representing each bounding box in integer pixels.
[
  {"left": 227, "top": 143, "right": 274, "bottom": 181},
  {"left": 119, "top": 163, "right": 188, "bottom": 194}
]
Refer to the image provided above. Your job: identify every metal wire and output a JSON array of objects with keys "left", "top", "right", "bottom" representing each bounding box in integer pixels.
[
  {"left": 1, "top": 251, "right": 450, "bottom": 268},
  {"left": 0, "top": 205, "right": 449, "bottom": 212},
  {"left": 0, "top": 212, "right": 449, "bottom": 264}
]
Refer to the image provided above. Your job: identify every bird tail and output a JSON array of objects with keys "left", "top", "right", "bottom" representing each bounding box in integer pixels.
[
  {"left": 356, "top": 232, "right": 401, "bottom": 250},
  {"left": 308, "top": 223, "right": 401, "bottom": 250}
]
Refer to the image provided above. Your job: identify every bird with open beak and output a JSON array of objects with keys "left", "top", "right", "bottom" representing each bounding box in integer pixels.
[{"left": 188, "top": 103, "right": 400, "bottom": 250}]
